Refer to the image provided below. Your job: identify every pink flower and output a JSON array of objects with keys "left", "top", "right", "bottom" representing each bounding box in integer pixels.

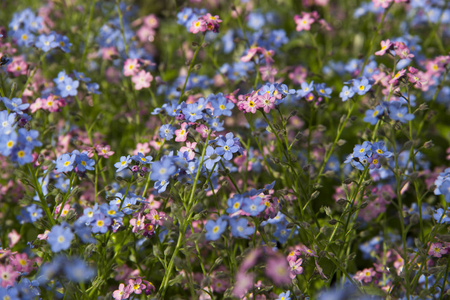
[
  {"left": 8, "top": 229, "right": 20, "bottom": 247},
  {"left": 232, "top": 272, "right": 254, "bottom": 298},
  {"left": 429, "top": 242, "right": 448, "bottom": 258},
  {"left": 354, "top": 267, "right": 376, "bottom": 283},
  {"left": 114, "top": 265, "right": 134, "bottom": 281},
  {"left": 289, "top": 258, "right": 304, "bottom": 279},
  {"left": 242, "top": 95, "right": 259, "bottom": 114},
  {"left": 0, "top": 264, "right": 18, "bottom": 287},
  {"left": 133, "top": 142, "right": 150, "bottom": 156},
  {"left": 96, "top": 144, "right": 115, "bottom": 158},
  {"left": 389, "top": 69, "right": 406, "bottom": 85},
  {"left": 54, "top": 203, "right": 72, "bottom": 217},
  {"left": 241, "top": 47, "right": 260, "bottom": 63},
  {"left": 136, "top": 26, "right": 156, "bottom": 43},
  {"left": 195, "top": 124, "right": 211, "bottom": 138},
  {"left": 123, "top": 58, "right": 140, "bottom": 77},
  {"left": 259, "top": 65, "right": 277, "bottom": 84},
  {"left": 37, "top": 230, "right": 50, "bottom": 240},
  {"left": 395, "top": 42, "right": 414, "bottom": 60},
  {"left": 180, "top": 141, "right": 197, "bottom": 160},
  {"left": 7, "top": 58, "right": 27, "bottom": 76},
  {"left": 128, "top": 278, "right": 146, "bottom": 294},
  {"left": 142, "top": 280, "right": 156, "bottom": 295},
  {"left": 256, "top": 93, "right": 275, "bottom": 113},
  {"left": 146, "top": 209, "right": 165, "bottom": 226},
  {"left": 30, "top": 98, "right": 43, "bottom": 113},
  {"left": 130, "top": 213, "right": 145, "bottom": 233},
  {"left": 265, "top": 256, "right": 291, "bottom": 285},
  {"left": 143, "top": 14, "right": 159, "bottom": 29},
  {"left": 113, "top": 283, "right": 132, "bottom": 300},
  {"left": 372, "top": 0, "right": 393, "bottom": 9},
  {"left": 189, "top": 19, "right": 207, "bottom": 34},
  {"left": 294, "top": 13, "right": 315, "bottom": 32},
  {"left": 42, "top": 94, "right": 64, "bottom": 112},
  {"left": 101, "top": 47, "right": 118, "bottom": 60},
  {"left": 131, "top": 70, "right": 153, "bottom": 90},
  {"left": 375, "top": 39, "right": 393, "bottom": 56},
  {"left": 286, "top": 249, "right": 301, "bottom": 262},
  {"left": 11, "top": 253, "right": 33, "bottom": 273},
  {"left": 175, "top": 122, "right": 188, "bottom": 142}
]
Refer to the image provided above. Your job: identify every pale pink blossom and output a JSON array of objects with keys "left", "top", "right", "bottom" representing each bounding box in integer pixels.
[
  {"left": 294, "top": 13, "right": 315, "bottom": 32},
  {"left": 189, "top": 19, "right": 206, "bottom": 34},
  {"left": 133, "top": 142, "right": 150, "bottom": 155},
  {"left": 123, "top": 58, "right": 140, "bottom": 77},
  {"left": 375, "top": 39, "right": 393, "bottom": 56},
  {"left": 175, "top": 122, "right": 188, "bottom": 142},
  {"left": 131, "top": 70, "right": 153, "bottom": 90}
]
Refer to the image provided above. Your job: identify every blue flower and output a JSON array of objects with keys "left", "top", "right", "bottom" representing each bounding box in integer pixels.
[
  {"left": 352, "top": 77, "right": 372, "bottom": 95},
  {"left": 26, "top": 204, "right": 43, "bottom": 222},
  {"left": 182, "top": 103, "right": 204, "bottom": 122},
  {"left": 371, "top": 141, "right": 393, "bottom": 158},
  {"left": 12, "top": 147, "right": 33, "bottom": 165},
  {"left": 363, "top": 105, "right": 384, "bottom": 125},
  {"left": 114, "top": 155, "right": 131, "bottom": 172},
  {"left": 438, "top": 180, "right": 450, "bottom": 202},
  {"left": 433, "top": 208, "right": 450, "bottom": 224},
  {"left": 53, "top": 70, "right": 67, "bottom": 85},
  {"left": 0, "top": 110, "right": 17, "bottom": 134},
  {"left": 229, "top": 218, "right": 253, "bottom": 239},
  {"left": 64, "top": 258, "right": 95, "bottom": 283},
  {"left": 35, "top": 33, "right": 56, "bottom": 52},
  {"left": 18, "top": 128, "right": 42, "bottom": 149},
  {"left": 55, "top": 153, "right": 76, "bottom": 173},
  {"left": 73, "top": 71, "right": 91, "bottom": 83},
  {"left": 277, "top": 291, "right": 291, "bottom": 300},
  {"left": 74, "top": 225, "right": 97, "bottom": 244},
  {"left": 297, "top": 81, "right": 314, "bottom": 98},
  {"left": 273, "top": 223, "right": 292, "bottom": 244},
  {"left": 204, "top": 146, "right": 221, "bottom": 170},
  {"left": 226, "top": 195, "right": 244, "bottom": 214},
  {"left": 2, "top": 97, "right": 30, "bottom": 115},
  {"left": 150, "top": 157, "right": 177, "bottom": 181},
  {"left": 389, "top": 103, "right": 414, "bottom": 123},
  {"left": 0, "top": 131, "right": 18, "bottom": 156},
  {"left": 339, "top": 86, "right": 355, "bottom": 102},
  {"left": 210, "top": 95, "right": 234, "bottom": 117},
  {"left": 216, "top": 136, "right": 239, "bottom": 161},
  {"left": 242, "top": 197, "right": 265, "bottom": 216},
  {"left": 75, "top": 152, "right": 95, "bottom": 172},
  {"left": 155, "top": 179, "right": 170, "bottom": 193},
  {"left": 159, "top": 124, "right": 176, "bottom": 140},
  {"left": 86, "top": 83, "right": 101, "bottom": 94},
  {"left": 51, "top": 34, "right": 72, "bottom": 53},
  {"left": 205, "top": 218, "right": 227, "bottom": 241},
  {"left": 353, "top": 141, "right": 373, "bottom": 158},
  {"left": 100, "top": 203, "right": 124, "bottom": 220},
  {"left": 57, "top": 77, "right": 79, "bottom": 97},
  {"left": 207, "top": 117, "right": 224, "bottom": 132},
  {"left": 269, "top": 29, "right": 288, "bottom": 48},
  {"left": 315, "top": 83, "right": 332, "bottom": 98},
  {"left": 131, "top": 152, "right": 153, "bottom": 165},
  {"left": 47, "top": 224, "right": 74, "bottom": 252},
  {"left": 91, "top": 213, "right": 112, "bottom": 234}
]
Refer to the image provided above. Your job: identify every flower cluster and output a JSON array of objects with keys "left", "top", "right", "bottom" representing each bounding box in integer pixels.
[
  {"left": 189, "top": 13, "right": 222, "bottom": 34},
  {"left": 345, "top": 141, "right": 393, "bottom": 170}
]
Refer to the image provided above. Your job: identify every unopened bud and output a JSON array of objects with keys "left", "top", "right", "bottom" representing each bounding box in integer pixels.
[
  {"left": 328, "top": 219, "right": 337, "bottom": 225},
  {"left": 423, "top": 140, "right": 434, "bottom": 149}
]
